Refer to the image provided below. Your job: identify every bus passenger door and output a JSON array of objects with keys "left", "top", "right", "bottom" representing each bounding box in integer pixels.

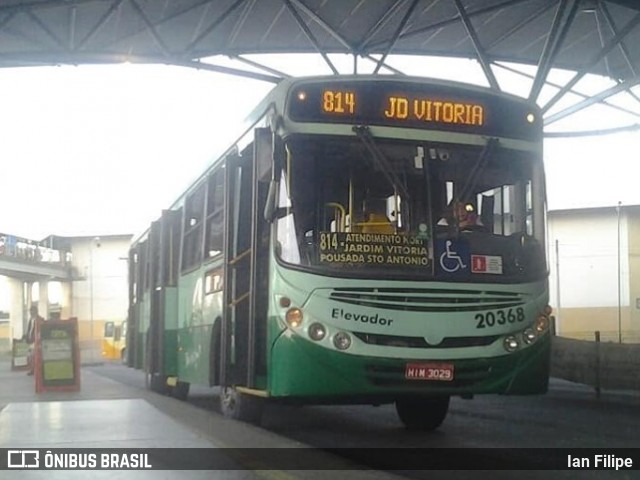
[
  {"left": 147, "top": 220, "right": 163, "bottom": 378},
  {"left": 128, "top": 242, "right": 146, "bottom": 370},
  {"left": 159, "top": 209, "right": 181, "bottom": 376},
  {"left": 149, "top": 210, "right": 182, "bottom": 379},
  {"left": 221, "top": 128, "right": 272, "bottom": 389}
]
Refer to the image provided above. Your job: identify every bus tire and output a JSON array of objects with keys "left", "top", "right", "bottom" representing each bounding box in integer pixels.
[
  {"left": 171, "top": 381, "right": 190, "bottom": 401},
  {"left": 220, "top": 387, "right": 264, "bottom": 424},
  {"left": 145, "top": 372, "right": 168, "bottom": 394},
  {"left": 395, "top": 395, "right": 450, "bottom": 431}
]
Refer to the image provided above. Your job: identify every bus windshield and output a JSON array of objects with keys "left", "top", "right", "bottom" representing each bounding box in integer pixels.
[{"left": 275, "top": 134, "right": 545, "bottom": 281}]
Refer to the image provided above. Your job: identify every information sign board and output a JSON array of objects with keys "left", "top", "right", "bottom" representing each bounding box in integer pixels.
[
  {"left": 11, "top": 338, "right": 30, "bottom": 371},
  {"left": 34, "top": 317, "right": 80, "bottom": 393}
]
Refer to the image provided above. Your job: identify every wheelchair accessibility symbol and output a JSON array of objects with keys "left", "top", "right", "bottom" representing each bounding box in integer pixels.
[{"left": 439, "top": 240, "right": 468, "bottom": 273}]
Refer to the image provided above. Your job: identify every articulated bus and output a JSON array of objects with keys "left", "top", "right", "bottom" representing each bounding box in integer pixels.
[{"left": 127, "top": 75, "right": 551, "bottom": 430}]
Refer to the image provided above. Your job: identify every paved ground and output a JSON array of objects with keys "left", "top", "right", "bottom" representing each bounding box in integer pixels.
[{"left": 0, "top": 359, "right": 403, "bottom": 480}]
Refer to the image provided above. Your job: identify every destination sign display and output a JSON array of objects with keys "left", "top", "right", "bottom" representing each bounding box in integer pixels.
[
  {"left": 288, "top": 80, "right": 541, "bottom": 141},
  {"left": 318, "top": 232, "right": 430, "bottom": 268},
  {"left": 322, "top": 89, "right": 484, "bottom": 126}
]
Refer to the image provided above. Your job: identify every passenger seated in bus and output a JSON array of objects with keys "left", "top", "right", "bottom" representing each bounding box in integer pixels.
[{"left": 360, "top": 197, "right": 394, "bottom": 234}]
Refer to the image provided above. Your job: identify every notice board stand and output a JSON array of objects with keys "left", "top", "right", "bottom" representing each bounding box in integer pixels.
[
  {"left": 34, "top": 317, "right": 81, "bottom": 393},
  {"left": 11, "top": 338, "right": 30, "bottom": 371}
]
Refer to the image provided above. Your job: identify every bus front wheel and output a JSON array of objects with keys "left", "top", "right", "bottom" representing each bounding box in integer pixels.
[
  {"left": 144, "top": 342, "right": 168, "bottom": 394},
  {"left": 220, "top": 387, "right": 264, "bottom": 424},
  {"left": 395, "top": 396, "right": 450, "bottom": 431},
  {"left": 145, "top": 371, "right": 168, "bottom": 394},
  {"left": 171, "top": 381, "right": 190, "bottom": 401}
]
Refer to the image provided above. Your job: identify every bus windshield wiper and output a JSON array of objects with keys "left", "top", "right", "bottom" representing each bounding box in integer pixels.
[{"left": 352, "top": 125, "right": 410, "bottom": 201}]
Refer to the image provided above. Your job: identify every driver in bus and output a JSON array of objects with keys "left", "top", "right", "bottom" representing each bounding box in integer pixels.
[
  {"left": 439, "top": 200, "right": 481, "bottom": 230},
  {"left": 454, "top": 200, "right": 480, "bottom": 228}
]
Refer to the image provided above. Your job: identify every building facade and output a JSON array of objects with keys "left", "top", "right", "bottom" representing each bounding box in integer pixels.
[
  {"left": 0, "top": 234, "right": 131, "bottom": 354},
  {"left": 66, "top": 235, "right": 131, "bottom": 351},
  {"left": 548, "top": 205, "right": 640, "bottom": 343}
]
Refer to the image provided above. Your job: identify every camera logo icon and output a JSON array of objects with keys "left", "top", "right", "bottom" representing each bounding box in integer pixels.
[{"left": 7, "top": 450, "right": 40, "bottom": 469}]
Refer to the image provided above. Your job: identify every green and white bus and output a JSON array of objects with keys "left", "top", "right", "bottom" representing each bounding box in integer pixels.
[{"left": 128, "top": 75, "right": 551, "bottom": 430}]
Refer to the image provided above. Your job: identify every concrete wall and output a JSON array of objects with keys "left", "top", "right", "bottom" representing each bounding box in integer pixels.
[
  {"left": 548, "top": 207, "right": 640, "bottom": 342},
  {"left": 553, "top": 307, "right": 637, "bottom": 343},
  {"left": 548, "top": 208, "right": 627, "bottom": 309},
  {"left": 69, "top": 236, "right": 129, "bottom": 361},
  {"left": 552, "top": 335, "right": 640, "bottom": 391},
  {"left": 628, "top": 211, "right": 640, "bottom": 331},
  {"left": 70, "top": 236, "right": 129, "bottom": 343},
  {"left": 7, "top": 277, "right": 24, "bottom": 339}
]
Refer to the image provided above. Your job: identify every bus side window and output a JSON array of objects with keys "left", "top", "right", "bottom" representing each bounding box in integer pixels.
[
  {"left": 479, "top": 194, "right": 494, "bottom": 232},
  {"left": 182, "top": 183, "right": 206, "bottom": 271},
  {"left": 104, "top": 321, "right": 115, "bottom": 338},
  {"left": 205, "top": 170, "right": 224, "bottom": 258}
]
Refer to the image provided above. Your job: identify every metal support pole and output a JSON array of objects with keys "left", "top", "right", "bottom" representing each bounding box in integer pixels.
[
  {"left": 89, "top": 241, "right": 94, "bottom": 363},
  {"left": 89, "top": 236, "right": 101, "bottom": 363},
  {"left": 617, "top": 202, "right": 622, "bottom": 344},
  {"left": 555, "top": 239, "right": 561, "bottom": 335},
  {"left": 594, "top": 330, "right": 601, "bottom": 399}
]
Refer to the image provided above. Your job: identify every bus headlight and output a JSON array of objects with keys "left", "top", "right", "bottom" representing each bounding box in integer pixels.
[
  {"left": 285, "top": 307, "right": 303, "bottom": 328},
  {"left": 333, "top": 331, "right": 352, "bottom": 350},
  {"left": 308, "top": 323, "right": 326, "bottom": 341},
  {"left": 535, "top": 315, "right": 549, "bottom": 333},
  {"left": 522, "top": 328, "right": 537, "bottom": 344},
  {"left": 503, "top": 335, "right": 520, "bottom": 352}
]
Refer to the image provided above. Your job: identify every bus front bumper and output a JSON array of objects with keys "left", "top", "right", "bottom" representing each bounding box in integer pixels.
[{"left": 269, "top": 333, "right": 550, "bottom": 402}]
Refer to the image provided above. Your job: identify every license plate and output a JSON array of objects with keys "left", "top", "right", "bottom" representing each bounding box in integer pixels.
[{"left": 405, "top": 362, "right": 454, "bottom": 381}]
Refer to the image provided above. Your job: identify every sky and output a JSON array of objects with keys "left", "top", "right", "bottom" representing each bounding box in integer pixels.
[
  {"left": 0, "top": 63, "right": 272, "bottom": 240},
  {"left": 0, "top": 54, "right": 639, "bottom": 240}
]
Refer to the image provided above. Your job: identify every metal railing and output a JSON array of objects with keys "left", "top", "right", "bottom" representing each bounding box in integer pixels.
[{"left": 0, "top": 233, "right": 71, "bottom": 267}]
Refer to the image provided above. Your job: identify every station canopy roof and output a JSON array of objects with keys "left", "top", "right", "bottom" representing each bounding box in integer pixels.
[{"left": 2, "top": 0, "right": 640, "bottom": 134}]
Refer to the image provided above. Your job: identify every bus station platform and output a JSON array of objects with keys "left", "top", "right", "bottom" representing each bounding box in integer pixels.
[{"left": 0, "top": 358, "right": 401, "bottom": 480}]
